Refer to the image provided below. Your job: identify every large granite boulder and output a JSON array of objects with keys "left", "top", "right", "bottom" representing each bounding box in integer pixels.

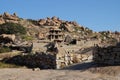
[
  {"left": 0, "top": 34, "right": 16, "bottom": 43},
  {"left": 0, "top": 18, "right": 5, "bottom": 24},
  {"left": 38, "top": 19, "right": 46, "bottom": 26},
  {"left": 0, "top": 12, "right": 19, "bottom": 24}
]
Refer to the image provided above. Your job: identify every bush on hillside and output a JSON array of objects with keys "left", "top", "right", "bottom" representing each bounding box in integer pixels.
[
  {"left": 21, "top": 35, "right": 33, "bottom": 41},
  {"left": 0, "top": 23, "right": 26, "bottom": 35},
  {"left": 27, "top": 19, "right": 38, "bottom": 25},
  {"left": 0, "top": 46, "right": 11, "bottom": 53}
]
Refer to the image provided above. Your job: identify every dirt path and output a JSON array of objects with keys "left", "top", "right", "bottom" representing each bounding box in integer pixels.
[{"left": 0, "top": 68, "right": 119, "bottom": 80}]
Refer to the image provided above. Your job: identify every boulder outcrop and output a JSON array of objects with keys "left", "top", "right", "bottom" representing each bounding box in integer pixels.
[
  {"left": 0, "top": 12, "right": 19, "bottom": 24},
  {"left": 0, "top": 34, "right": 15, "bottom": 43},
  {"left": 38, "top": 16, "right": 79, "bottom": 32}
]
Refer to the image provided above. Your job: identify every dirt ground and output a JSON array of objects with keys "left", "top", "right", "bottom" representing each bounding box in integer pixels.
[
  {"left": 0, "top": 62, "right": 120, "bottom": 80},
  {"left": 0, "top": 68, "right": 119, "bottom": 80}
]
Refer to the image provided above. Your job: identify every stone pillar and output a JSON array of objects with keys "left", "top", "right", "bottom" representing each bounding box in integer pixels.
[{"left": 56, "top": 61, "right": 61, "bottom": 69}]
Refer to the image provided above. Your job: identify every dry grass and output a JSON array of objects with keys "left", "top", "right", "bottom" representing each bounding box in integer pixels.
[{"left": 0, "top": 62, "right": 21, "bottom": 68}]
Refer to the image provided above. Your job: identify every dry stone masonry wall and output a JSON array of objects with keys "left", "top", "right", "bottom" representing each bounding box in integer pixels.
[
  {"left": 93, "top": 44, "right": 120, "bottom": 65},
  {"left": 4, "top": 53, "right": 56, "bottom": 69}
]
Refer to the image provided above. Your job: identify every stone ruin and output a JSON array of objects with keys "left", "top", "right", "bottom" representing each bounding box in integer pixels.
[
  {"left": 48, "top": 27, "right": 64, "bottom": 42},
  {"left": 93, "top": 43, "right": 120, "bottom": 65}
]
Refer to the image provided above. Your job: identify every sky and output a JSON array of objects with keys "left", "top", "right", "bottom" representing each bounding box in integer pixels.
[{"left": 0, "top": 0, "right": 120, "bottom": 32}]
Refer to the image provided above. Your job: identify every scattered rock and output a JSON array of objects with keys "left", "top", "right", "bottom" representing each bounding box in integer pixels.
[{"left": 32, "top": 68, "right": 40, "bottom": 71}]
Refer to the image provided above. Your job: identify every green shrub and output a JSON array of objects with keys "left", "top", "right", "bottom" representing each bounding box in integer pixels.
[
  {"left": 27, "top": 19, "right": 38, "bottom": 25},
  {"left": 0, "top": 47, "right": 11, "bottom": 53},
  {"left": 0, "top": 22, "right": 26, "bottom": 35},
  {"left": 21, "top": 35, "right": 33, "bottom": 41}
]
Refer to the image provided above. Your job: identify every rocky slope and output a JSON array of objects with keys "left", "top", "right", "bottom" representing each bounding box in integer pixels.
[{"left": 0, "top": 12, "right": 119, "bottom": 45}]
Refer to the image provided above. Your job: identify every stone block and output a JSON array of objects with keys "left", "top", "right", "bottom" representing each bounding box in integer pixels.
[{"left": 113, "top": 48, "right": 120, "bottom": 52}]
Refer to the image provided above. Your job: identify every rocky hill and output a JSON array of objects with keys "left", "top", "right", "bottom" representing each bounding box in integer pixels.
[
  {"left": 0, "top": 12, "right": 119, "bottom": 46},
  {"left": 0, "top": 12, "right": 120, "bottom": 80}
]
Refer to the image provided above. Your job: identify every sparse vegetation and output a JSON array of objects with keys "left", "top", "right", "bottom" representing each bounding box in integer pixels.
[
  {"left": 27, "top": 19, "right": 38, "bottom": 25},
  {"left": 0, "top": 46, "right": 11, "bottom": 53},
  {"left": 21, "top": 35, "right": 33, "bottom": 41},
  {"left": 0, "top": 22, "right": 26, "bottom": 35},
  {"left": 0, "top": 62, "right": 21, "bottom": 68}
]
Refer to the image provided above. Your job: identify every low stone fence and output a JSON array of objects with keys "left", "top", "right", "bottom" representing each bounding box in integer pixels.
[{"left": 93, "top": 45, "right": 120, "bottom": 65}]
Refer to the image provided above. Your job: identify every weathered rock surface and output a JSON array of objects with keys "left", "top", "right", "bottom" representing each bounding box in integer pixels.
[
  {"left": 0, "top": 12, "right": 19, "bottom": 24},
  {"left": 38, "top": 16, "right": 79, "bottom": 32},
  {"left": 0, "top": 34, "right": 15, "bottom": 43}
]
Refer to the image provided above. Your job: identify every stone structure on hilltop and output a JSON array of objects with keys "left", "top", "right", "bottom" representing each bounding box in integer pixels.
[{"left": 48, "top": 27, "right": 64, "bottom": 42}]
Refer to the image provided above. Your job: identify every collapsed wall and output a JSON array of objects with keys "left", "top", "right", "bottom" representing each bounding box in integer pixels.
[{"left": 93, "top": 44, "right": 120, "bottom": 65}]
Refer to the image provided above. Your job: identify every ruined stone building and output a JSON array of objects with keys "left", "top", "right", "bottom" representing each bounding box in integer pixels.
[
  {"left": 48, "top": 27, "right": 64, "bottom": 42},
  {"left": 28, "top": 27, "right": 94, "bottom": 69}
]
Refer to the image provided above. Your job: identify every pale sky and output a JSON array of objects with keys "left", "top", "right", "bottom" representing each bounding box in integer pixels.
[{"left": 0, "top": 0, "right": 120, "bottom": 32}]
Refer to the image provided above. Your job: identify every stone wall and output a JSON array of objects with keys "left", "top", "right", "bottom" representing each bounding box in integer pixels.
[
  {"left": 56, "top": 52, "right": 93, "bottom": 69},
  {"left": 93, "top": 44, "right": 120, "bottom": 65},
  {"left": 4, "top": 53, "right": 56, "bottom": 69}
]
